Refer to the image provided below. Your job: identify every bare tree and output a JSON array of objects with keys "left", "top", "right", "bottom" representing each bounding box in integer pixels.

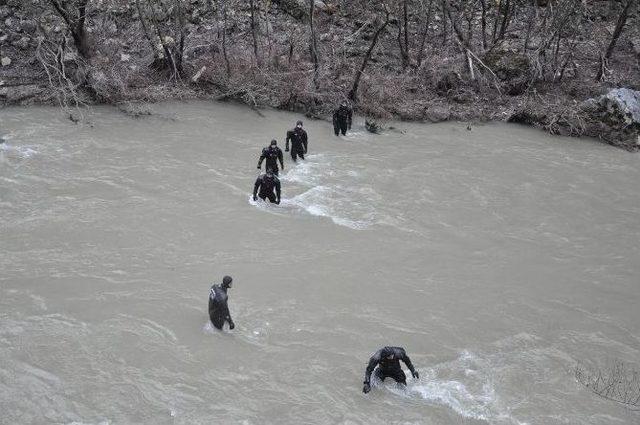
[
  {"left": 596, "top": 0, "right": 635, "bottom": 81},
  {"left": 250, "top": 0, "right": 260, "bottom": 65},
  {"left": 416, "top": 0, "right": 434, "bottom": 68},
  {"left": 309, "top": 0, "right": 320, "bottom": 86},
  {"left": 46, "top": 0, "right": 91, "bottom": 59},
  {"left": 348, "top": 4, "right": 391, "bottom": 101},
  {"left": 136, "top": 0, "right": 189, "bottom": 80},
  {"left": 576, "top": 360, "right": 640, "bottom": 410}
]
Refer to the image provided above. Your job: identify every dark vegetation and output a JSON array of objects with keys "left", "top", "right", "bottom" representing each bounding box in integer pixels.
[{"left": 0, "top": 0, "right": 639, "bottom": 147}]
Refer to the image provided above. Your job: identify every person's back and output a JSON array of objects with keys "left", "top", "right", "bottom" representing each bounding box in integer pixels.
[
  {"left": 362, "top": 346, "right": 418, "bottom": 393},
  {"left": 209, "top": 276, "right": 235, "bottom": 330}
]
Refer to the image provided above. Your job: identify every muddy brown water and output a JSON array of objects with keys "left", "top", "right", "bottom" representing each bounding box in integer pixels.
[{"left": 1, "top": 101, "right": 639, "bottom": 424}]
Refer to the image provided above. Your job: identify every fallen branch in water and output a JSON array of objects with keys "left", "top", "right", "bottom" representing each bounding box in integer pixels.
[{"left": 575, "top": 360, "right": 640, "bottom": 410}]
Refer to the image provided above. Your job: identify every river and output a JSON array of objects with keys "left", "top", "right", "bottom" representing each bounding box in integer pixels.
[{"left": 1, "top": 101, "right": 639, "bottom": 424}]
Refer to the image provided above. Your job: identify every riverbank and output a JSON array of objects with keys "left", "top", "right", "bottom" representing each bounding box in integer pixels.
[{"left": 1, "top": 0, "right": 639, "bottom": 149}]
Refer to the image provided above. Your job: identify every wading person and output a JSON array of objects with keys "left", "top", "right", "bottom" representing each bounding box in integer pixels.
[
  {"left": 209, "top": 276, "right": 235, "bottom": 330},
  {"left": 333, "top": 101, "right": 353, "bottom": 136},
  {"left": 362, "top": 346, "right": 419, "bottom": 393},
  {"left": 285, "top": 120, "right": 308, "bottom": 162},
  {"left": 253, "top": 168, "right": 281, "bottom": 204},
  {"left": 257, "top": 139, "right": 284, "bottom": 175}
]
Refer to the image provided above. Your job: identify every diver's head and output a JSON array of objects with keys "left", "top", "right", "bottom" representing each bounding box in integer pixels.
[
  {"left": 222, "top": 275, "right": 233, "bottom": 289},
  {"left": 296, "top": 120, "right": 303, "bottom": 129},
  {"left": 270, "top": 139, "right": 277, "bottom": 147},
  {"left": 381, "top": 347, "right": 395, "bottom": 359}
]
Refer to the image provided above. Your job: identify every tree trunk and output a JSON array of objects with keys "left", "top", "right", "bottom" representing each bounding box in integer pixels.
[
  {"left": 174, "top": 0, "right": 186, "bottom": 75},
  {"left": 47, "top": 0, "right": 91, "bottom": 59},
  {"left": 416, "top": 0, "right": 434, "bottom": 68},
  {"left": 403, "top": 0, "right": 409, "bottom": 64},
  {"left": 349, "top": 17, "right": 390, "bottom": 102},
  {"left": 479, "top": 0, "right": 487, "bottom": 49},
  {"left": 603, "top": 0, "right": 633, "bottom": 59},
  {"left": 221, "top": 0, "right": 231, "bottom": 76},
  {"left": 250, "top": 0, "right": 260, "bottom": 65},
  {"left": 441, "top": 0, "right": 448, "bottom": 46},
  {"left": 596, "top": 0, "right": 633, "bottom": 81},
  {"left": 309, "top": 0, "right": 320, "bottom": 86}
]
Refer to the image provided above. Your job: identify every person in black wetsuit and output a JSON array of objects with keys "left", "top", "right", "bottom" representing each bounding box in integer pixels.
[
  {"left": 253, "top": 168, "right": 281, "bottom": 204},
  {"left": 285, "top": 120, "right": 308, "bottom": 162},
  {"left": 333, "top": 101, "right": 353, "bottom": 136},
  {"left": 362, "top": 346, "right": 419, "bottom": 393},
  {"left": 209, "top": 275, "right": 235, "bottom": 330},
  {"left": 257, "top": 139, "right": 284, "bottom": 175}
]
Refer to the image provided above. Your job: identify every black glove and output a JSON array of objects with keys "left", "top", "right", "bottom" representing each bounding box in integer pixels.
[
  {"left": 362, "top": 382, "right": 371, "bottom": 394},
  {"left": 285, "top": 147, "right": 289, "bottom": 152},
  {"left": 257, "top": 165, "right": 261, "bottom": 169},
  {"left": 253, "top": 195, "right": 257, "bottom": 201},
  {"left": 229, "top": 321, "right": 235, "bottom": 330},
  {"left": 412, "top": 371, "right": 419, "bottom": 379}
]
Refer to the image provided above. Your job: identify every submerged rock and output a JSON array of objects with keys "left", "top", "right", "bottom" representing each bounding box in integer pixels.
[{"left": 365, "top": 119, "right": 381, "bottom": 134}]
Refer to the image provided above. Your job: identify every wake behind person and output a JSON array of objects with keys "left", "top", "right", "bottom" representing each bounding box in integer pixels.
[
  {"left": 333, "top": 101, "right": 353, "bottom": 136},
  {"left": 257, "top": 139, "right": 284, "bottom": 175},
  {"left": 253, "top": 168, "right": 281, "bottom": 204},
  {"left": 209, "top": 276, "right": 235, "bottom": 330},
  {"left": 285, "top": 120, "right": 308, "bottom": 162},
  {"left": 362, "top": 346, "right": 419, "bottom": 394}
]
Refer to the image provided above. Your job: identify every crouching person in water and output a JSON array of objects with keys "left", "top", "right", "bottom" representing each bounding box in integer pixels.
[
  {"left": 362, "top": 346, "right": 419, "bottom": 393},
  {"left": 209, "top": 276, "right": 235, "bottom": 330},
  {"left": 253, "top": 168, "right": 281, "bottom": 204}
]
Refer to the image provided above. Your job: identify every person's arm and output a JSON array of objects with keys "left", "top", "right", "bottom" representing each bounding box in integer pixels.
[
  {"left": 253, "top": 178, "right": 260, "bottom": 201},
  {"left": 275, "top": 179, "right": 281, "bottom": 204},
  {"left": 257, "top": 150, "right": 265, "bottom": 169},
  {"left": 278, "top": 148, "right": 284, "bottom": 169},
  {"left": 333, "top": 110, "right": 338, "bottom": 124},
  {"left": 224, "top": 302, "right": 234, "bottom": 329},
  {"left": 347, "top": 108, "right": 353, "bottom": 129},
  {"left": 399, "top": 348, "right": 419, "bottom": 379},
  {"left": 285, "top": 131, "right": 291, "bottom": 151},
  {"left": 302, "top": 130, "right": 308, "bottom": 153},
  {"left": 363, "top": 352, "right": 381, "bottom": 393}
]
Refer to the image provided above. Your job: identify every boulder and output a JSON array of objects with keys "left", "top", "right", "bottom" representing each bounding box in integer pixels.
[
  {"left": 436, "top": 71, "right": 462, "bottom": 95},
  {"left": 483, "top": 48, "right": 531, "bottom": 81},
  {"left": 1, "top": 56, "right": 11, "bottom": 67},
  {"left": 272, "top": 0, "right": 308, "bottom": 22},
  {"left": 580, "top": 88, "right": 640, "bottom": 150},
  {"left": 12, "top": 36, "right": 30, "bottom": 50},
  {"left": 424, "top": 104, "right": 451, "bottom": 122},
  {"left": 365, "top": 119, "right": 381, "bottom": 133}
]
